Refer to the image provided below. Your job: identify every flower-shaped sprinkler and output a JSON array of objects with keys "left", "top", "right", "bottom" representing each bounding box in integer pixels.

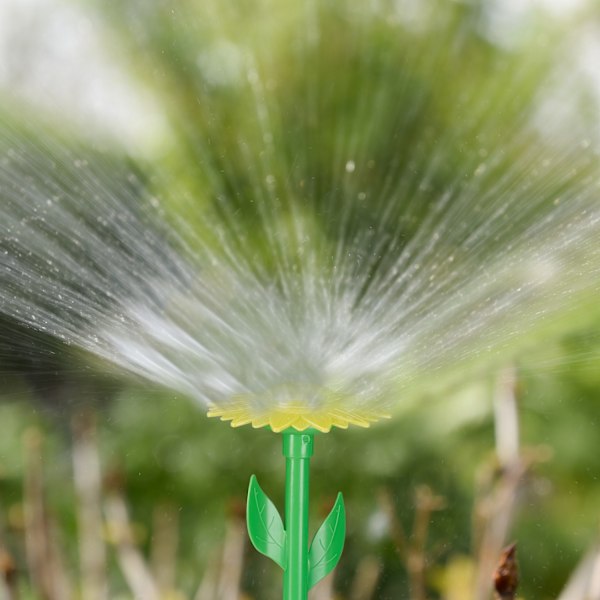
[{"left": 209, "top": 403, "right": 388, "bottom": 599}]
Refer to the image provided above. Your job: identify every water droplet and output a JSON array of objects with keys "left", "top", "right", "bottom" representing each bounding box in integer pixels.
[{"left": 345, "top": 160, "right": 356, "bottom": 173}]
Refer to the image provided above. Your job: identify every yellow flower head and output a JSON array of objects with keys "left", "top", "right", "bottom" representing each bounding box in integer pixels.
[{"left": 207, "top": 401, "right": 389, "bottom": 432}]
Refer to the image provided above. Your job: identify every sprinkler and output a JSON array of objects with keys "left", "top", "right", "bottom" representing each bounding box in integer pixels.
[
  {"left": 208, "top": 403, "right": 388, "bottom": 599},
  {"left": 248, "top": 430, "right": 343, "bottom": 599}
]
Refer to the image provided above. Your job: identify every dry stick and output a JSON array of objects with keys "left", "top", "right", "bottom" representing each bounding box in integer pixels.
[
  {"left": 349, "top": 556, "right": 382, "bottom": 600},
  {"left": 150, "top": 504, "right": 179, "bottom": 595},
  {"left": 379, "top": 485, "right": 445, "bottom": 600},
  {"left": 22, "top": 428, "right": 72, "bottom": 600},
  {"left": 104, "top": 490, "right": 161, "bottom": 600},
  {"left": 72, "top": 412, "right": 108, "bottom": 600},
  {"left": 473, "top": 367, "right": 523, "bottom": 600}
]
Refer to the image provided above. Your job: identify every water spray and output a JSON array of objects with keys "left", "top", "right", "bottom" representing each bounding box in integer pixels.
[
  {"left": 1, "top": 1, "right": 600, "bottom": 597},
  {"left": 208, "top": 404, "right": 388, "bottom": 598}
]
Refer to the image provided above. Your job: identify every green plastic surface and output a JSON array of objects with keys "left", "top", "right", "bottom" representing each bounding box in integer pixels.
[
  {"left": 247, "top": 475, "right": 286, "bottom": 568},
  {"left": 308, "top": 492, "right": 346, "bottom": 588},
  {"left": 246, "top": 430, "right": 346, "bottom": 599}
]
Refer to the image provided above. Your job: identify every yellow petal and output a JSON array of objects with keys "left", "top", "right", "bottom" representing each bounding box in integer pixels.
[{"left": 207, "top": 401, "right": 389, "bottom": 432}]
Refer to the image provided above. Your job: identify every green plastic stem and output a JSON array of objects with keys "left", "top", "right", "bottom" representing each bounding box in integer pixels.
[
  {"left": 282, "top": 430, "right": 314, "bottom": 600},
  {"left": 246, "top": 428, "right": 345, "bottom": 598}
]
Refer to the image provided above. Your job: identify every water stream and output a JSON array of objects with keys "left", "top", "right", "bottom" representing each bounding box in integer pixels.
[{"left": 1, "top": 0, "right": 599, "bottom": 422}]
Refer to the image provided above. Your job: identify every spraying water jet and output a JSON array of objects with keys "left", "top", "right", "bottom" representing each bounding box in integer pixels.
[{"left": 1, "top": 1, "right": 600, "bottom": 597}]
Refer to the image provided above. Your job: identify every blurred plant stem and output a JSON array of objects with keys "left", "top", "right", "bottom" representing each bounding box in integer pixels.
[
  {"left": 0, "top": 546, "right": 18, "bottom": 600},
  {"left": 473, "top": 367, "right": 523, "bottom": 600},
  {"left": 194, "top": 501, "right": 246, "bottom": 600},
  {"left": 379, "top": 484, "right": 445, "bottom": 600},
  {"left": 104, "top": 485, "right": 161, "bottom": 600},
  {"left": 558, "top": 540, "right": 600, "bottom": 599},
  {"left": 23, "top": 428, "right": 72, "bottom": 600},
  {"left": 473, "top": 367, "right": 551, "bottom": 600},
  {"left": 0, "top": 490, "right": 18, "bottom": 600},
  {"left": 349, "top": 556, "right": 381, "bottom": 600},
  {"left": 151, "top": 504, "right": 179, "bottom": 594},
  {"left": 216, "top": 501, "right": 246, "bottom": 600},
  {"left": 72, "top": 411, "right": 108, "bottom": 600}
]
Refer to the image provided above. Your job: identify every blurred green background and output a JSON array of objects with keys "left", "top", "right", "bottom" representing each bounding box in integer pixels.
[{"left": 1, "top": 0, "right": 600, "bottom": 599}]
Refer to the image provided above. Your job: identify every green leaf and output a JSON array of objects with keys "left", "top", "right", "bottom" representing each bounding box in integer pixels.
[
  {"left": 308, "top": 492, "right": 346, "bottom": 588},
  {"left": 246, "top": 475, "right": 286, "bottom": 568}
]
